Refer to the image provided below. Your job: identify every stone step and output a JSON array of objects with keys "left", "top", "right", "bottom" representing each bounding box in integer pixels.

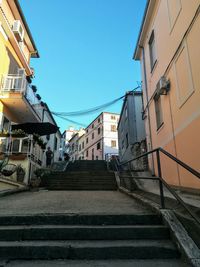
[
  {"left": 4, "top": 259, "right": 190, "bottom": 267},
  {"left": 46, "top": 187, "right": 118, "bottom": 191},
  {"left": 0, "top": 240, "right": 180, "bottom": 260},
  {"left": 0, "top": 214, "right": 162, "bottom": 226},
  {"left": 0, "top": 225, "right": 169, "bottom": 241}
]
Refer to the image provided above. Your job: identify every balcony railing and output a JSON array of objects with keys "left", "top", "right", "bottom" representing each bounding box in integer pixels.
[
  {"left": 1, "top": 74, "right": 41, "bottom": 108},
  {"left": 0, "top": 136, "right": 42, "bottom": 166}
]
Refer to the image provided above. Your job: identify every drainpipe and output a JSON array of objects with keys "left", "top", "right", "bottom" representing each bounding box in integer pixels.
[{"left": 140, "top": 46, "right": 155, "bottom": 175}]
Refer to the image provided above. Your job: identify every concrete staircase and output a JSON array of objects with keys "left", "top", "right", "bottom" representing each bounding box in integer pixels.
[
  {"left": 41, "top": 160, "right": 117, "bottom": 190},
  {"left": 0, "top": 213, "right": 184, "bottom": 262}
]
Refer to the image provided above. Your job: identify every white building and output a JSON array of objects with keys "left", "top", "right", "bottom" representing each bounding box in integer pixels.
[
  {"left": 68, "top": 128, "right": 85, "bottom": 161},
  {"left": 84, "top": 112, "right": 119, "bottom": 160}
]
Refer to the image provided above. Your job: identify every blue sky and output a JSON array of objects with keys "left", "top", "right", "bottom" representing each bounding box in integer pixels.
[{"left": 19, "top": 0, "right": 146, "bottom": 132}]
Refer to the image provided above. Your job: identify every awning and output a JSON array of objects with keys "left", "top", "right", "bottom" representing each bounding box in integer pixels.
[{"left": 12, "top": 122, "right": 59, "bottom": 136}]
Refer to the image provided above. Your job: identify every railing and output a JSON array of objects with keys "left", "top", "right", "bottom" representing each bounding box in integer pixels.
[
  {"left": 0, "top": 136, "right": 43, "bottom": 167},
  {"left": 111, "top": 147, "right": 200, "bottom": 225},
  {"left": 1, "top": 74, "right": 40, "bottom": 106},
  {"left": 1, "top": 74, "right": 27, "bottom": 92}
]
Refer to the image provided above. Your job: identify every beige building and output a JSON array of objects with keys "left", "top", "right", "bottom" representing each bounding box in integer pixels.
[
  {"left": 84, "top": 112, "right": 119, "bottom": 160},
  {"left": 134, "top": 0, "right": 200, "bottom": 190}
]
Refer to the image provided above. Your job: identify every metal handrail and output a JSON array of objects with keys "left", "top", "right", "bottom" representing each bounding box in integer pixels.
[{"left": 115, "top": 147, "right": 200, "bottom": 225}]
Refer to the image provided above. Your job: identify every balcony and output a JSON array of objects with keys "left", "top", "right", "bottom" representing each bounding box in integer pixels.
[
  {"left": 0, "top": 74, "right": 41, "bottom": 122},
  {"left": 0, "top": 136, "right": 41, "bottom": 162}
]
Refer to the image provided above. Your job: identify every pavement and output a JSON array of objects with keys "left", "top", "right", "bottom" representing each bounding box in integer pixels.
[{"left": 0, "top": 190, "right": 152, "bottom": 215}]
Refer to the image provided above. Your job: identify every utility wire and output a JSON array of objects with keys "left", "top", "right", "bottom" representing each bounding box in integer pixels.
[
  {"left": 51, "top": 95, "right": 126, "bottom": 117},
  {"left": 54, "top": 114, "right": 87, "bottom": 127},
  {"left": 52, "top": 86, "right": 141, "bottom": 126}
]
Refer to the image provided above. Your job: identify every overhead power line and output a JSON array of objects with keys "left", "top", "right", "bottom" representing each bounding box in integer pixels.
[
  {"left": 51, "top": 95, "right": 126, "bottom": 117},
  {"left": 54, "top": 114, "right": 87, "bottom": 127},
  {"left": 52, "top": 86, "right": 141, "bottom": 127}
]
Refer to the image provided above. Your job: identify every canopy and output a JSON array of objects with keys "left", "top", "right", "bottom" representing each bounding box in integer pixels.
[{"left": 12, "top": 122, "right": 59, "bottom": 136}]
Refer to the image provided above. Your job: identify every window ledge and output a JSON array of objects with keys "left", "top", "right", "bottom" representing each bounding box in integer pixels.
[
  {"left": 156, "top": 122, "right": 164, "bottom": 133},
  {"left": 151, "top": 60, "right": 158, "bottom": 75}
]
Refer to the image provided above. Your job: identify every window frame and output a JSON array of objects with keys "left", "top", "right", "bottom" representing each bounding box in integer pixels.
[{"left": 149, "top": 30, "right": 157, "bottom": 71}]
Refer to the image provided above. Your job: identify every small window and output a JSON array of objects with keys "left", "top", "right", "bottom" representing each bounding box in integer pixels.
[
  {"left": 111, "top": 140, "right": 116, "bottom": 148},
  {"left": 92, "top": 124, "right": 94, "bottom": 128},
  {"left": 111, "top": 115, "right": 116, "bottom": 120},
  {"left": 86, "top": 138, "right": 88, "bottom": 144},
  {"left": 149, "top": 30, "right": 157, "bottom": 70},
  {"left": 98, "top": 118, "right": 100, "bottom": 123},
  {"left": 86, "top": 129, "right": 88, "bottom": 133},
  {"left": 111, "top": 125, "right": 117, "bottom": 132},
  {"left": 92, "top": 133, "right": 94, "bottom": 139},
  {"left": 86, "top": 150, "right": 88, "bottom": 157},
  {"left": 97, "top": 142, "right": 101, "bottom": 150},
  {"left": 98, "top": 127, "right": 101, "bottom": 134},
  {"left": 54, "top": 137, "right": 57, "bottom": 151},
  {"left": 122, "top": 140, "right": 124, "bottom": 149},
  {"left": 79, "top": 144, "right": 81, "bottom": 151},
  {"left": 125, "top": 133, "right": 129, "bottom": 148},
  {"left": 21, "top": 138, "right": 29, "bottom": 153},
  {"left": 125, "top": 107, "right": 128, "bottom": 118},
  {"left": 82, "top": 142, "right": 84, "bottom": 149},
  {"left": 154, "top": 94, "right": 163, "bottom": 130}
]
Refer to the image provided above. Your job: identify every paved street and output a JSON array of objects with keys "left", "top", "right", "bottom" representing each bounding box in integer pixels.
[{"left": 0, "top": 190, "right": 152, "bottom": 215}]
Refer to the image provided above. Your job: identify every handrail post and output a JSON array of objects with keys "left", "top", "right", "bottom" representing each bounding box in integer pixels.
[{"left": 156, "top": 150, "right": 165, "bottom": 208}]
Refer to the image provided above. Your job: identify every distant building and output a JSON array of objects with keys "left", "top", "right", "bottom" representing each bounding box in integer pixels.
[
  {"left": 77, "top": 133, "right": 85, "bottom": 160},
  {"left": 84, "top": 112, "right": 119, "bottom": 160},
  {"left": 118, "top": 91, "right": 146, "bottom": 168},
  {"left": 60, "top": 127, "right": 78, "bottom": 158},
  {"left": 68, "top": 128, "right": 85, "bottom": 161}
]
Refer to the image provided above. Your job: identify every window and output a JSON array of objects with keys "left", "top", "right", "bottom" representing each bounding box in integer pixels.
[
  {"left": 149, "top": 30, "right": 157, "bottom": 70},
  {"left": 82, "top": 142, "right": 84, "bottom": 149},
  {"left": 98, "top": 118, "right": 100, "bottom": 123},
  {"left": 111, "top": 125, "right": 117, "bottom": 132},
  {"left": 97, "top": 142, "right": 101, "bottom": 150},
  {"left": 111, "top": 140, "right": 116, "bottom": 148},
  {"left": 92, "top": 133, "right": 94, "bottom": 139},
  {"left": 111, "top": 115, "right": 116, "bottom": 120},
  {"left": 154, "top": 94, "right": 163, "bottom": 130},
  {"left": 86, "top": 129, "right": 88, "bottom": 133},
  {"left": 125, "top": 133, "right": 129, "bottom": 148},
  {"left": 21, "top": 139, "right": 29, "bottom": 153},
  {"left": 79, "top": 144, "right": 81, "bottom": 151},
  {"left": 86, "top": 150, "right": 88, "bottom": 157},
  {"left": 12, "top": 139, "right": 20, "bottom": 153},
  {"left": 2, "top": 116, "right": 10, "bottom": 131},
  {"left": 92, "top": 124, "right": 94, "bottom": 128},
  {"left": 125, "top": 107, "right": 128, "bottom": 118},
  {"left": 54, "top": 137, "right": 57, "bottom": 150},
  {"left": 98, "top": 127, "right": 101, "bottom": 134},
  {"left": 122, "top": 140, "right": 124, "bottom": 149},
  {"left": 86, "top": 138, "right": 88, "bottom": 144}
]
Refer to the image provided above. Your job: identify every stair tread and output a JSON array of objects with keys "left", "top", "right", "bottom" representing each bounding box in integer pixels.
[
  {"left": 0, "top": 240, "right": 176, "bottom": 248},
  {"left": 0, "top": 225, "right": 167, "bottom": 229}
]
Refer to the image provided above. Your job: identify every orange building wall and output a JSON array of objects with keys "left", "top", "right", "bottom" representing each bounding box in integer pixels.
[{"left": 138, "top": 0, "right": 200, "bottom": 190}]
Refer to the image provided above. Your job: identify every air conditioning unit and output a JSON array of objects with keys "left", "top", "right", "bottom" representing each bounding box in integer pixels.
[
  {"left": 156, "top": 76, "right": 170, "bottom": 95},
  {"left": 12, "top": 20, "right": 24, "bottom": 41}
]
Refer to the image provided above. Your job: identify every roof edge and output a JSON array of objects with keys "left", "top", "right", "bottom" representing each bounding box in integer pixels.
[
  {"left": 15, "top": 0, "right": 40, "bottom": 58},
  {"left": 133, "top": 0, "right": 155, "bottom": 60}
]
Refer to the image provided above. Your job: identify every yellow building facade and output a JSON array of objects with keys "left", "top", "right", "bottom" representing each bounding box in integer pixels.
[
  {"left": 134, "top": 0, "right": 200, "bottom": 190},
  {"left": 0, "top": 0, "right": 42, "bottom": 189}
]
